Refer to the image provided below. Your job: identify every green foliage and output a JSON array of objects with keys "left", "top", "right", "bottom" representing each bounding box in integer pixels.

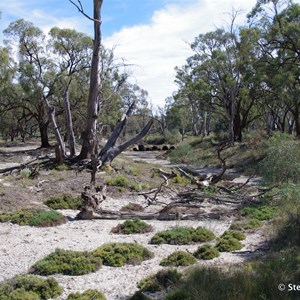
[
  {"left": 30, "top": 249, "right": 102, "bottom": 275},
  {"left": 220, "top": 230, "right": 246, "bottom": 241},
  {"left": 0, "top": 275, "right": 62, "bottom": 300},
  {"left": 259, "top": 139, "right": 300, "bottom": 184},
  {"left": 160, "top": 251, "right": 197, "bottom": 267},
  {"left": 241, "top": 204, "right": 277, "bottom": 221},
  {"left": 166, "top": 247, "right": 300, "bottom": 300},
  {"left": 55, "top": 164, "right": 69, "bottom": 171},
  {"left": 150, "top": 227, "right": 215, "bottom": 245},
  {"left": 0, "top": 209, "right": 66, "bottom": 227},
  {"left": 138, "top": 269, "right": 182, "bottom": 293},
  {"left": 111, "top": 219, "right": 153, "bottom": 234},
  {"left": 44, "top": 194, "right": 82, "bottom": 210},
  {"left": 92, "top": 243, "right": 153, "bottom": 267},
  {"left": 67, "top": 289, "right": 106, "bottom": 300},
  {"left": 193, "top": 244, "right": 219, "bottom": 260},
  {"left": 169, "top": 142, "right": 193, "bottom": 164},
  {"left": 120, "top": 202, "right": 144, "bottom": 212},
  {"left": 20, "top": 168, "right": 31, "bottom": 179},
  {"left": 173, "top": 175, "right": 190, "bottom": 185},
  {"left": 128, "top": 291, "right": 151, "bottom": 300},
  {"left": 229, "top": 218, "right": 261, "bottom": 231},
  {"left": 106, "top": 175, "right": 129, "bottom": 187},
  {"left": 216, "top": 237, "right": 243, "bottom": 252}
]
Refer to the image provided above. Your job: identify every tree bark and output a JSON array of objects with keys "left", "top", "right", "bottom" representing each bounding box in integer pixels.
[
  {"left": 39, "top": 121, "right": 51, "bottom": 148},
  {"left": 63, "top": 83, "right": 76, "bottom": 157},
  {"left": 78, "top": 0, "right": 103, "bottom": 160}
]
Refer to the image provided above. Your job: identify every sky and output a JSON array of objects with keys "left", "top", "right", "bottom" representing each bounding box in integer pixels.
[{"left": 1, "top": 0, "right": 298, "bottom": 107}]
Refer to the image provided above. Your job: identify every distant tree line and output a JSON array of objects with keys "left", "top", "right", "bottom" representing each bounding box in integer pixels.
[{"left": 162, "top": 0, "right": 300, "bottom": 143}]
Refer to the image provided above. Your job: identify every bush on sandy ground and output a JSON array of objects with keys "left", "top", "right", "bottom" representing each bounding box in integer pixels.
[
  {"left": 137, "top": 269, "right": 182, "bottom": 293},
  {"left": 193, "top": 244, "right": 220, "bottom": 260},
  {"left": 0, "top": 209, "right": 66, "bottom": 227},
  {"left": 92, "top": 242, "right": 153, "bottom": 267},
  {"left": 220, "top": 230, "right": 246, "bottom": 241},
  {"left": 67, "top": 289, "right": 106, "bottom": 300},
  {"left": 159, "top": 251, "right": 197, "bottom": 267},
  {"left": 44, "top": 193, "right": 82, "bottom": 210},
  {"left": 111, "top": 219, "right": 153, "bottom": 234},
  {"left": 120, "top": 202, "right": 144, "bottom": 212},
  {"left": 0, "top": 275, "right": 62, "bottom": 300},
  {"left": 150, "top": 227, "right": 215, "bottom": 245},
  {"left": 30, "top": 249, "right": 102, "bottom": 276}
]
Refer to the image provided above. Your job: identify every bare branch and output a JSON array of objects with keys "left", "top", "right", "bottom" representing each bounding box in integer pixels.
[{"left": 68, "top": 0, "right": 101, "bottom": 23}]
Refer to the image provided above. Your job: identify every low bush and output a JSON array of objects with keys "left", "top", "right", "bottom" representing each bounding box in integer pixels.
[
  {"left": 0, "top": 275, "right": 62, "bottom": 300},
  {"left": 120, "top": 202, "right": 144, "bottom": 212},
  {"left": 216, "top": 237, "right": 243, "bottom": 252},
  {"left": 150, "top": 227, "right": 215, "bottom": 245},
  {"left": 220, "top": 230, "right": 246, "bottom": 241},
  {"left": 160, "top": 251, "right": 197, "bottom": 267},
  {"left": 92, "top": 243, "right": 153, "bottom": 267},
  {"left": 0, "top": 209, "right": 66, "bottom": 227},
  {"left": 229, "top": 218, "right": 261, "bottom": 231},
  {"left": 241, "top": 204, "right": 277, "bottom": 221},
  {"left": 128, "top": 291, "right": 152, "bottom": 300},
  {"left": 259, "top": 139, "right": 300, "bottom": 184},
  {"left": 138, "top": 269, "right": 182, "bottom": 293},
  {"left": 44, "top": 194, "right": 82, "bottom": 210},
  {"left": 67, "top": 289, "right": 106, "bottom": 300},
  {"left": 30, "top": 249, "right": 102, "bottom": 276},
  {"left": 193, "top": 244, "right": 219, "bottom": 260},
  {"left": 106, "top": 175, "right": 129, "bottom": 187},
  {"left": 111, "top": 219, "right": 153, "bottom": 234},
  {"left": 169, "top": 142, "right": 193, "bottom": 164}
]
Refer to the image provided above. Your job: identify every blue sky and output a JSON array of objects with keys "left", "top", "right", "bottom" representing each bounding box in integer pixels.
[{"left": 1, "top": 0, "right": 298, "bottom": 107}]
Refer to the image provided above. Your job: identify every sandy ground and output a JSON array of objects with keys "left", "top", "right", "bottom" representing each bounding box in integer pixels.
[
  {"left": 0, "top": 143, "right": 267, "bottom": 299},
  {"left": 0, "top": 202, "right": 267, "bottom": 300}
]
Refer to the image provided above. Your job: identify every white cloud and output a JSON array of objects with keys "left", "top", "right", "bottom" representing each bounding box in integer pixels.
[{"left": 104, "top": 0, "right": 257, "bottom": 107}]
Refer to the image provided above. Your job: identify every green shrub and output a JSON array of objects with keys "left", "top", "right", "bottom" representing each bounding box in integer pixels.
[
  {"left": 92, "top": 243, "right": 153, "bottom": 267},
  {"left": 138, "top": 269, "right": 182, "bottom": 293},
  {"left": 0, "top": 275, "right": 62, "bottom": 300},
  {"left": 106, "top": 175, "right": 129, "bottom": 187},
  {"left": 150, "top": 227, "right": 215, "bottom": 245},
  {"left": 20, "top": 168, "right": 31, "bottom": 179},
  {"left": 259, "top": 140, "right": 300, "bottom": 184},
  {"left": 30, "top": 249, "right": 102, "bottom": 275},
  {"left": 229, "top": 218, "right": 261, "bottom": 231},
  {"left": 44, "top": 194, "right": 82, "bottom": 210},
  {"left": 120, "top": 203, "right": 144, "bottom": 212},
  {"left": 166, "top": 248, "right": 300, "bottom": 300},
  {"left": 0, "top": 209, "right": 66, "bottom": 227},
  {"left": 67, "top": 289, "right": 106, "bottom": 300},
  {"left": 128, "top": 291, "right": 151, "bottom": 300},
  {"left": 160, "top": 251, "right": 197, "bottom": 267},
  {"left": 169, "top": 142, "right": 192, "bottom": 164},
  {"left": 193, "top": 244, "right": 220, "bottom": 260},
  {"left": 111, "top": 219, "right": 153, "bottom": 234},
  {"left": 173, "top": 175, "right": 190, "bottom": 185},
  {"left": 220, "top": 230, "right": 246, "bottom": 241},
  {"left": 241, "top": 205, "right": 277, "bottom": 221},
  {"left": 216, "top": 237, "right": 243, "bottom": 252}
]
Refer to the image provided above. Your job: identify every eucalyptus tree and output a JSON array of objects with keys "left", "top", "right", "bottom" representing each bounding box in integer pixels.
[
  {"left": 3, "top": 19, "right": 53, "bottom": 147},
  {"left": 249, "top": 1, "right": 300, "bottom": 136},
  {"left": 48, "top": 27, "right": 93, "bottom": 157}
]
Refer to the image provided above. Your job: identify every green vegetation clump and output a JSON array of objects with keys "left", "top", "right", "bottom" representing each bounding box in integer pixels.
[
  {"left": 241, "top": 204, "right": 277, "bottom": 221},
  {"left": 229, "top": 218, "right": 261, "bottom": 231},
  {"left": 193, "top": 244, "right": 220, "bottom": 260},
  {"left": 44, "top": 193, "right": 82, "bottom": 210},
  {"left": 138, "top": 269, "right": 182, "bottom": 293},
  {"left": 0, "top": 275, "right": 62, "bottom": 300},
  {"left": 220, "top": 230, "right": 246, "bottom": 241},
  {"left": 128, "top": 291, "right": 151, "bottom": 300},
  {"left": 111, "top": 219, "right": 153, "bottom": 234},
  {"left": 168, "top": 142, "right": 193, "bottom": 164},
  {"left": 259, "top": 140, "right": 300, "bottom": 184},
  {"left": 92, "top": 243, "right": 153, "bottom": 267},
  {"left": 30, "top": 249, "right": 102, "bottom": 275},
  {"left": 120, "top": 202, "right": 144, "bottom": 212},
  {"left": 0, "top": 209, "right": 66, "bottom": 227},
  {"left": 216, "top": 237, "right": 243, "bottom": 252},
  {"left": 106, "top": 175, "right": 129, "bottom": 187},
  {"left": 150, "top": 227, "right": 215, "bottom": 245},
  {"left": 67, "top": 289, "right": 106, "bottom": 300},
  {"left": 160, "top": 251, "right": 197, "bottom": 267},
  {"left": 165, "top": 248, "right": 300, "bottom": 300}
]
